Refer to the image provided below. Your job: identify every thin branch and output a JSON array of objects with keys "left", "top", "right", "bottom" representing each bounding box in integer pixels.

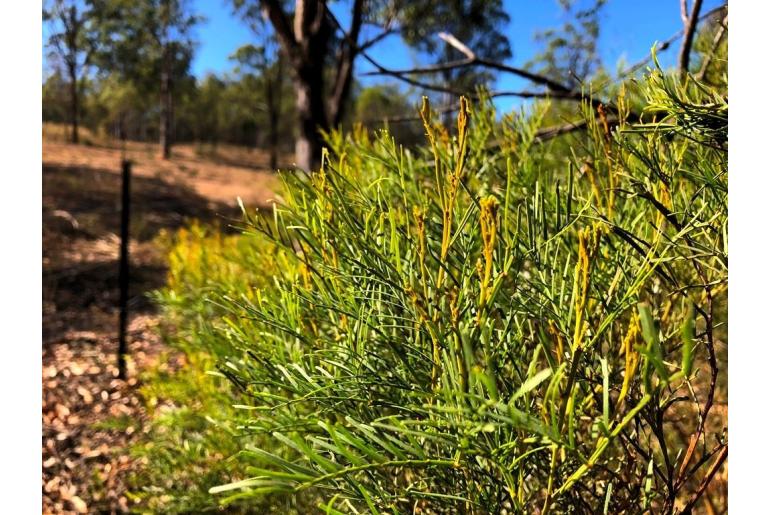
[
  {"left": 328, "top": 0, "right": 364, "bottom": 125},
  {"left": 359, "top": 58, "right": 476, "bottom": 77},
  {"left": 695, "top": 14, "right": 727, "bottom": 81},
  {"left": 680, "top": 0, "right": 690, "bottom": 25},
  {"left": 680, "top": 445, "right": 727, "bottom": 514},
  {"left": 360, "top": 30, "right": 577, "bottom": 97},
  {"left": 678, "top": 0, "right": 704, "bottom": 79},
  {"left": 357, "top": 29, "right": 623, "bottom": 125},
  {"left": 358, "top": 44, "right": 603, "bottom": 113},
  {"left": 438, "top": 31, "right": 573, "bottom": 94},
  {"left": 359, "top": 26, "right": 399, "bottom": 52},
  {"left": 438, "top": 31, "right": 475, "bottom": 59},
  {"left": 365, "top": 56, "right": 587, "bottom": 102},
  {"left": 595, "top": 4, "right": 726, "bottom": 93}
]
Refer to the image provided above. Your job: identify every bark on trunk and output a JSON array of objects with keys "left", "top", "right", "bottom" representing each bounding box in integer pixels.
[
  {"left": 294, "top": 64, "right": 327, "bottom": 171},
  {"left": 328, "top": 0, "right": 364, "bottom": 127},
  {"left": 159, "top": 61, "right": 172, "bottom": 159},
  {"left": 68, "top": 64, "right": 79, "bottom": 144},
  {"left": 261, "top": 0, "right": 356, "bottom": 171}
]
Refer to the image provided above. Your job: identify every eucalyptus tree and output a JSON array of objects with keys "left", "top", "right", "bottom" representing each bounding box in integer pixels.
[
  {"left": 89, "top": 0, "right": 201, "bottom": 158},
  {"left": 234, "top": 0, "right": 513, "bottom": 171},
  {"left": 43, "top": 0, "right": 97, "bottom": 144},
  {"left": 233, "top": 0, "right": 358, "bottom": 171}
]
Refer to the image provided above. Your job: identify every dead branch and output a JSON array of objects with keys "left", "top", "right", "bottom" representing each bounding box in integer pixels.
[
  {"left": 359, "top": 26, "right": 399, "bottom": 52},
  {"left": 680, "top": 0, "right": 690, "bottom": 25},
  {"left": 362, "top": 30, "right": 576, "bottom": 95},
  {"left": 437, "top": 31, "right": 475, "bottom": 59},
  {"left": 437, "top": 31, "right": 574, "bottom": 93},
  {"left": 359, "top": 58, "right": 477, "bottom": 78},
  {"left": 678, "top": 0, "right": 705, "bottom": 79},
  {"left": 352, "top": 37, "right": 587, "bottom": 105},
  {"left": 695, "top": 13, "right": 727, "bottom": 81},
  {"left": 680, "top": 445, "right": 728, "bottom": 514},
  {"left": 595, "top": 4, "right": 726, "bottom": 93}
]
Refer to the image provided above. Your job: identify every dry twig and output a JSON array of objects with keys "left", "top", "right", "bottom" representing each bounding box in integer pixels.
[{"left": 678, "top": 0, "right": 705, "bottom": 79}]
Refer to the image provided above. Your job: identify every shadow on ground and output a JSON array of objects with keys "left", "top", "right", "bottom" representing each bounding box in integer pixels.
[
  {"left": 43, "top": 163, "right": 246, "bottom": 240},
  {"left": 42, "top": 148, "right": 278, "bottom": 513},
  {"left": 42, "top": 162, "right": 245, "bottom": 344}
]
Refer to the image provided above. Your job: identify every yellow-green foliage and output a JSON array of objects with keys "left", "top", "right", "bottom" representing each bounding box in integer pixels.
[
  {"left": 140, "top": 68, "right": 727, "bottom": 513},
  {"left": 129, "top": 224, "right": 312, "bottom": 513}
]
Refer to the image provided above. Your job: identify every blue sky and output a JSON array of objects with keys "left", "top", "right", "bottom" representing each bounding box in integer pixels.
[
  {"left": 45, "top": 0, "right": 724, "bottom": 113},
  {"left": 188, "top": 0, "right": 723, "bottom": 112}
]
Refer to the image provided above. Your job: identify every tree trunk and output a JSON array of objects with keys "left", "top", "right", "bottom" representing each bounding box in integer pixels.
[
  {"left": 266, "top": 59, "right": 284, "bottom": 170},
  {"left": 328, "top": 0, "right": 364, "bottom": 127},
  {"left": 68, "top": 63, "right": 79, "bottom": 144},
  {"left": 294, "top": 64, "right": 327, "bottom": 171},
  {"left": 260, "top": 0, "right": 337, "bottom": 171},
  {"left": 159, "top": 79, "right": 172, "bottom": 158},
  {"left": 159, "top": 47, "right": 172, "bottom": 159}
]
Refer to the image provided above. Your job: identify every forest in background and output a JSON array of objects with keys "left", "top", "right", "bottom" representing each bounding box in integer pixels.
[{"left": 44, "top": 0, "right": 727, "bottom": 171}]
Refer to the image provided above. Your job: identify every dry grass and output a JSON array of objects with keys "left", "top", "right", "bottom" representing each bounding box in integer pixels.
[{"left": 43, "top": 123, "right": 283, "bottom": 209}]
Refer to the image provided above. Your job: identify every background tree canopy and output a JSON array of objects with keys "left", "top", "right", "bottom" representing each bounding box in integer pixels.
[{"left": 44, "top": 0, "right": 728, "bottom": 168}]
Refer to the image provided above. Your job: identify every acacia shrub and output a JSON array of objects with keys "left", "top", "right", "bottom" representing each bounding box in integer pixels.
[{"left": 163, "top": 68, "right": 727, "bottom": 513}]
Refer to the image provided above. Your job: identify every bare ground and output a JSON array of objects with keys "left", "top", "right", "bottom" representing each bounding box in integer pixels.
[{"left": 42, "top": 137, "right": 281, "bottom": 513}]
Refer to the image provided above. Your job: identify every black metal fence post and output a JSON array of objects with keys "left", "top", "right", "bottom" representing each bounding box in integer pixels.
[{"left": 117, "top": 159, "right": 132, "bottom": 379}]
